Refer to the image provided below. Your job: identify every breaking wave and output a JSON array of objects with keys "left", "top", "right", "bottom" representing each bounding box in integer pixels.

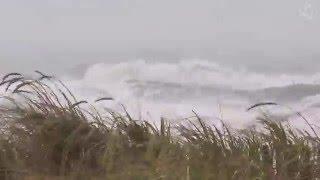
[{"left": 58, "top": 59, "right": 320, "bottom": 127}]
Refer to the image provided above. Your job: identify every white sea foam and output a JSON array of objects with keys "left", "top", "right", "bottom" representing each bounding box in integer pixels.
[{"left": 56, "top": 59, "right": 320, "bottom": 128}]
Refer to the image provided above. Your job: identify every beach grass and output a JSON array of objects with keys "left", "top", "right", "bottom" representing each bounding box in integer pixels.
[{"left": 0, "top": 72, "right": 319, "bottom": 179}]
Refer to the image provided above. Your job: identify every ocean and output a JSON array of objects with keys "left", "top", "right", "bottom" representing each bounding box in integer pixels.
[{"left": 54, "top": 58, "right": 320, "bottom": 129}]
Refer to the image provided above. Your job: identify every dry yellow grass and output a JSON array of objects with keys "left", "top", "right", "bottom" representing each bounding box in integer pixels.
[{"left": 0, "top": 72, "right": 319, "bottom": 179}]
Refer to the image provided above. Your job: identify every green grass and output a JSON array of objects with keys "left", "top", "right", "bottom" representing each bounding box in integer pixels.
[{"left": 0, "top": 72, "right": 320, "bottom": 179}]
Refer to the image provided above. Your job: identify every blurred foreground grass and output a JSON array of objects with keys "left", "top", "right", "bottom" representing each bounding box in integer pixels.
[{"left": 0, "top": 72, "right": 319, "bottom": 180}]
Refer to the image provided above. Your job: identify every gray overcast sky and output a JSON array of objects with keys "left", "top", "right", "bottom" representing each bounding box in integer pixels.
[{"left": 0, "top": 0, "right": 319, "bottom": 73}]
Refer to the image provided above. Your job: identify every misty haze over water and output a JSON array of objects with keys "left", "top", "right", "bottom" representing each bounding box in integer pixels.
[{"left": 1, "top": 0, "right": 320, "bottom": 128}]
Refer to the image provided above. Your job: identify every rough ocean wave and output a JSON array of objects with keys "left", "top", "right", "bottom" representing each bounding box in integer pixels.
[
  {"left": 1, "top": 59, "right": 319, "bottom": 128},
  {"left": 57, "top": 59, "right": 320, "bottom": 128}
]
